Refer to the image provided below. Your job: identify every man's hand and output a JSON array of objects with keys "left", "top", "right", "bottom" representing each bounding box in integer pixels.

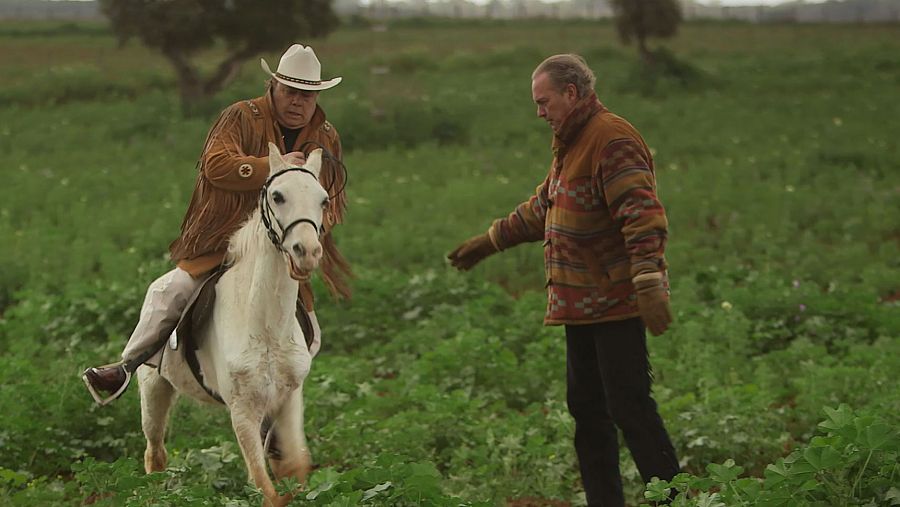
[
  {"left": 284, "top": 152, "right": 307, "bottom": 167},
  {"left": 447, "top": 233, "right": 498, "bottom": 271},
  {"left": 633, "top": 272, "right": 673, "bottom": 336}
]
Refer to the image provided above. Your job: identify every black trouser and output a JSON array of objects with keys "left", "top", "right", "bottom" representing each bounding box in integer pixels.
[{"left": 565, "top": 318, "right": 680, "bottom": 507}]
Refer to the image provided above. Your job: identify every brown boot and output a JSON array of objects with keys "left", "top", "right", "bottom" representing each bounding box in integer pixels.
[{"left": 82, "top": 363, "right": 131, "bottom": 405}]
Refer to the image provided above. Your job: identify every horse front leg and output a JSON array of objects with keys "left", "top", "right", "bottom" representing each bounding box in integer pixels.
[
  {"left": 268, "top": 385, "right": 312, "bottom": 493},
  {"left": 230, "top": 404, "right": 283, "bottom": 507}
]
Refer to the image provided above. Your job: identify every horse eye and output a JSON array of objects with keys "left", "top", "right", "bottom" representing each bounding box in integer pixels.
[
  {"left": 272, "top": 191, "right": 285, "bottom": 204},
  {"left": 321, "top": 197, "right": 329, "bottom": 208}
]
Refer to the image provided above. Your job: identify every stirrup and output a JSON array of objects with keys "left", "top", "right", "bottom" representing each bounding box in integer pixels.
[{"left": 81, "top": 364, "right": 132, "bottom": 406}]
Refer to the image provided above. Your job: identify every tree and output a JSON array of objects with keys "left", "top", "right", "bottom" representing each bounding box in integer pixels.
[
  {"left": 610, "top": 0, "right": 682, "bottom": 64},
  {"left": 100, "top": 0, "right": 339, "bottom": 112}
]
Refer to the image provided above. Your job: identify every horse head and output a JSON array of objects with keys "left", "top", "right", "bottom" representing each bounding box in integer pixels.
[{"left": 262, "top": 142, "right": 329, "bottom": 276}]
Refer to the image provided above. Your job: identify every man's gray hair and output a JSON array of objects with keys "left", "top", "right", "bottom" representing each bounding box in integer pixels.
[{"left": 532, "top": 54, "right": 596, "bottom": 99}]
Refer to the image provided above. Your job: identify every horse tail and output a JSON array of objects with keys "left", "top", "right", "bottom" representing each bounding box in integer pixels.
[{"left": 260, "top": 416, "right": 282, "bottom": 460}]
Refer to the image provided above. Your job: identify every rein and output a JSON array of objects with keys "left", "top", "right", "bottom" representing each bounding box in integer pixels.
[{"left": 298, "top": 140, "right": 348, "bottom": 197}]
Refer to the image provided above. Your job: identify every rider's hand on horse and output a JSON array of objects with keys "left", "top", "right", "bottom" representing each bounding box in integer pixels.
[
  {"left": 633, "top": 272, "right": 673, "bottom": 336},
  {"left": 284, "top": 152, "right": 307, "bottom": 167},
  {"left": 448, "top": 233, "right": 498, "bottom": 271}
]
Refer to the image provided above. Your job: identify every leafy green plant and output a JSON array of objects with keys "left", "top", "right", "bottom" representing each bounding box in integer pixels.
[
  {"left": 0, "top": 19, "right": 898, "bottom": 507},
  {"left": 642, "top": 405, "right": 900, "bottom": 506},
  {"left": 303, "top": 454, "right": 492, "bottom": 506}
]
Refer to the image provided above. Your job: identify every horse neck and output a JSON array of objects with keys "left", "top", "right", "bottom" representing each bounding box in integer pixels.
[{"left": 234, "top": 211, "right": 299, "bottom": 337}]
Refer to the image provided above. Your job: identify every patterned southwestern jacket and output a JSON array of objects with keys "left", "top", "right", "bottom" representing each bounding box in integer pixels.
[
  {"left": 168, "top": 89, "right": 351, "bottom": 309},
  {"left": 489, "top": 93, "right": 668, "bottom": 325}
]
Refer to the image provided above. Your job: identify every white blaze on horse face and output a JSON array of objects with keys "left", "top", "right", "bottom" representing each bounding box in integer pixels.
[{"left": 266, "top": 144, "right": 326, "bottom": 273}]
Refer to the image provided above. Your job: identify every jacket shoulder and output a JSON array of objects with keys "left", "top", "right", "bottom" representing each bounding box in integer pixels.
[
  {"left": 601, "top": 112, "right": 642, "bottom": 139},
  {"left": 319, "top": 120, "right": 341, "bottom": 145},
  {"left": 238, "top": 97, "right": 268, "bottom": 119},
  {"left": 580, "top": 113, "right": 650, "bottom": 169},
  {"left": 245, "top": 100, "right": 262, "bottom": 118},
  {"left": 320, "top": 119, "right": 339, "bottom": 136},
  {"left": 216, "top": 97, "right": 268, "bottom": 121},
  {"left": 213, "top": 100, "right": 257, "bottom": 123},
  {"left": 586, "top": 112, "right": 645, "bottom": 150}
]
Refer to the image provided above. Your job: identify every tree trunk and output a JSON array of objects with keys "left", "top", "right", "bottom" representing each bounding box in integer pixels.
[
  {"left": 202, "top": 48, "right": 256, "bottom": 97},
  {"left": 178, "top": 83, "right": 206, "bottom": 116},
  {"left": 638, "top": 35, "right": 654, "bottom": 66},
  {"left": 633, "top": 0, "right": 654, "bottom": 67},
  {"left": 161, "top": 46, "right": 253, "bottom": 115},
  {"left": 161, "top": 47, "right": 205, "bottom": 115}
]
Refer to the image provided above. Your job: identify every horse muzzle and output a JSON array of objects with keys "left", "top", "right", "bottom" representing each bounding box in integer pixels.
[{"left": 289, "top": 240, "right": 323, "bottom": 273}]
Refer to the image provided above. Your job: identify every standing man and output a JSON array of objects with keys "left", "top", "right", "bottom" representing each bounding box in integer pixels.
[
  {"left": 448, "top": 54, "right": 679, "bottom": 506},
  {"left": 83, "top": 44, "right": 352, "bottom": 405}
]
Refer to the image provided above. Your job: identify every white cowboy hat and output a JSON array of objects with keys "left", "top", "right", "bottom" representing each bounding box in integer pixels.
[{"left": 261, "top": 44, "right": 342, "bottom": 91}]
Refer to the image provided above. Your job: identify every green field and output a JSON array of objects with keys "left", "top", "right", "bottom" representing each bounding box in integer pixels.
[{"left": 1, "top": 18, "right": 898, "bottom": 506}]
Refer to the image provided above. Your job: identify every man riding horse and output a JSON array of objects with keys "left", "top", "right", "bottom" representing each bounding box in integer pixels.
[{"left": 83, "top": 44, "right": 352, "bottom": 404}]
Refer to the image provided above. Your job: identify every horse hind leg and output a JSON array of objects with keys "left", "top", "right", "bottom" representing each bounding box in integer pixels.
[
  {"left": 138, "top": 366, "right": 177, "bottom": 473},
  {"left": 267, "top": 387, "right": 312, "bottom": 490}
]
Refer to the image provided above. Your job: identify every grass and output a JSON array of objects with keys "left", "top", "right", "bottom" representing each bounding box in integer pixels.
[{"left": 0, "top": 18, "right": 898, "bottom": 506}]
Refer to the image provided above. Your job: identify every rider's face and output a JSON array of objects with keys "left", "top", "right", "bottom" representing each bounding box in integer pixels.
[{"left": 272, "top": 82, "right": 319, "bottom": 129}]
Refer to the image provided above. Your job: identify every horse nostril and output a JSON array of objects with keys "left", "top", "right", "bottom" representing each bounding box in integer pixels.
[
  {"left": 313, "top": 245, "right": 322, "bottom": 258},
  {"left": 292, "top": 243, "right": 305, "bottom": 257}
]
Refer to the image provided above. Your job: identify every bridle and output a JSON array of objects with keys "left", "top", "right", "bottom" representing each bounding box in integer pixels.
[
  {"left": 259, "top": 166, "right": 321, "bottom": 251},
  {"left": 259, "top": 142, "right": 347, "bottom": 252}
]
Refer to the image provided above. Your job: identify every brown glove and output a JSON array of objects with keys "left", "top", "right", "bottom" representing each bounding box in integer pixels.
[
  {"left": 447, "top": 232, "right": 498, "bottom": 271},
  {"left": 633, "top": 272, "right": 673, "bottom": 336}
]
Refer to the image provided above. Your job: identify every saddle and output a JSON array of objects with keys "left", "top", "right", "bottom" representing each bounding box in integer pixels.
[{"left": 166, "top": 266, "right": 316, "bottom": 404}]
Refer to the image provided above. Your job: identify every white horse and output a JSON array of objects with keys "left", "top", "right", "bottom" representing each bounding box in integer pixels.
[{"left": 138, "top": 143, "right": 329, "bottom": 507}]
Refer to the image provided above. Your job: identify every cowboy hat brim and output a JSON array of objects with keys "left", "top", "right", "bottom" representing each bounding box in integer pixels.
[{"left": 261, "top": 58, "right": 342, "bottom": 91}]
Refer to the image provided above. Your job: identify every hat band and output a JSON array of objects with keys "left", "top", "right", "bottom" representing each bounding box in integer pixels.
[{"left": 275, "top": 72, "right": 322, "bottom": 86}]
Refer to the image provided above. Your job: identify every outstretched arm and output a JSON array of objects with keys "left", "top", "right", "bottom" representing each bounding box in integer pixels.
[{"left": 448, "top": 171, "right": 551, "bottom": 271}]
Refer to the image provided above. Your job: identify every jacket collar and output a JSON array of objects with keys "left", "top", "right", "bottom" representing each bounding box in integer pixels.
[{"left": 552, "top": 92, "right": 605, "bottom": 151}]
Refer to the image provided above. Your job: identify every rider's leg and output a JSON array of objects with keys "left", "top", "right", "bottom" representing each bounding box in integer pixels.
[
  {"left": 121, "top": 267, "right": 202, "bottom": 369},
  {"left": 82, "top": 267, "right": 203, "bottom": 404}
]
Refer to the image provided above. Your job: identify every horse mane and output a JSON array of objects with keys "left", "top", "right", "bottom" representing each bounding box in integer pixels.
[{"left": 225, "top": 209, "right": 264, "bottom": 267}]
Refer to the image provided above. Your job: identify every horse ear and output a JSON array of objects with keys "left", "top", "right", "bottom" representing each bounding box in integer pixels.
[
  {"left": 268, "top": 142, "right": 286, "bottom": 170},
  {"left": 304, "top": 149, "right": 323, "bottom": 179}
]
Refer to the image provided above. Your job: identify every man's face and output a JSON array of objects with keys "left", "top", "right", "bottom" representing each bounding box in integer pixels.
[
  {"left": 272, "top": 82, "right": 319, "bottom": 129},
  {"left": 532, "top": 72, "right": 578, "bottom": 134}
]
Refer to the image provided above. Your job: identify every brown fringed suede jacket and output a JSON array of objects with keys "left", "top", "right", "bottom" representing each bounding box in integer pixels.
[{"left": 168, "top": 89, "right": 352, "bottom": 310}]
